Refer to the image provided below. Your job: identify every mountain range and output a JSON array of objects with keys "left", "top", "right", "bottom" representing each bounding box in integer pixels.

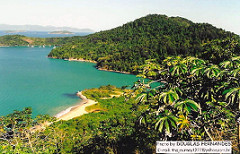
[{"left": 0, "top": 24, "right": 94, "bottom": 33}]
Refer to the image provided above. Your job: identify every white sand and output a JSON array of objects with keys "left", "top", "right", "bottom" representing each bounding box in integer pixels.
[{"left": 57, "top": 91, "right": 97, "bottom": 121}]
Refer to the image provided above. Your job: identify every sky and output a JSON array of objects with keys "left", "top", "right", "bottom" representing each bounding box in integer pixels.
[{"left": 0, "top": 0, "right": 239, "bottom": 34}]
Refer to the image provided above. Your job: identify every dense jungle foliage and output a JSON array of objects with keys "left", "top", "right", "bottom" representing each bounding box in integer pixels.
[{"left": 48, "top": 14, "right": 240, "bottom": 73}]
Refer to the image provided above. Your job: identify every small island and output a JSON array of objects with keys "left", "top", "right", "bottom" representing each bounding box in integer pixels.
[
  {"left": 48, "top": 30, "right": 74, "bottom": 34},
  {"left": 5, "top": 30, "right": 26, "bottom": 33}
]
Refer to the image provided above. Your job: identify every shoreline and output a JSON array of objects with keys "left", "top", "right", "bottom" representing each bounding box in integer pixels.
[
  {"left": 30, "top": 91, "right": 96, "bottom": 131},
  {"left": 56, "top": 91, "right": 97, "bottom": 121},
  {"left": 48, "top": 56, "right": 132, "bottom": 75},
  {"left": 48, "top": 56, "right": 135, "bottom": 121},
  {"left": 97, "top": 67, "right": 131, "bottom": 74},
  {"left": 49, "top": 57, "right": 97, "bottom": 63}
]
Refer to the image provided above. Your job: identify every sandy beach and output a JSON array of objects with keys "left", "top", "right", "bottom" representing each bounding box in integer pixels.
[{"left": 56, "top": 91, "right": 97, "bottom": 121}]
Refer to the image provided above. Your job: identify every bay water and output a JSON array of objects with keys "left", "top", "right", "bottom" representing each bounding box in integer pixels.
[{"left": 0, "top": 47, "right": 138, "bottom": 117}]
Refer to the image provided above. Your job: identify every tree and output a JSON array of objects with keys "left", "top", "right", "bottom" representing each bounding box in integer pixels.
[{"left": 131, "top": 56, "right": 237, "bottom": 151}]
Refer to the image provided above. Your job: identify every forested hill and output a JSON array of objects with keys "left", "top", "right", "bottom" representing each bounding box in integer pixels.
[
  {"left": 0, "top": 35, "right": 83, "bottom": 46},
  {"left": 48, "top": 14, "right": 240, "bottom": 73}
]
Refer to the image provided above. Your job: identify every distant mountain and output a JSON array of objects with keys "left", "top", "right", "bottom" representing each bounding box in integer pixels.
[
  {"left": 49, "top": 14, "right": 240, "bottom": 73},
  {"left": 0, "top": 24, "right": 94, "bottom": 33}
]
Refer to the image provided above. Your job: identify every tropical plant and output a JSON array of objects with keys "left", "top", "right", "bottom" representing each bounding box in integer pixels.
[{"left": 132, "top": 56, "right": 238, "bottom": 151}]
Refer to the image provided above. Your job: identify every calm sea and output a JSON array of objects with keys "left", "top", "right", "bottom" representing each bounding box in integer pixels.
[{"left": 0, "top": 47, "right": 138, "bottom": 117}]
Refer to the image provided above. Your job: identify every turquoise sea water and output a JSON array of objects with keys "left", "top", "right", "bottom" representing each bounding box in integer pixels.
[{"left": 0, "top": 47, "right": 138, "bottom": 117}]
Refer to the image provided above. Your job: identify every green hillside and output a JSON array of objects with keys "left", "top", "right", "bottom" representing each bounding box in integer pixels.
[
  {"left": 0, "top": 35, "right": 83, "bottom": 46},
  {"left": 48, "top": 14, "right": 240, "bottom": 73}
]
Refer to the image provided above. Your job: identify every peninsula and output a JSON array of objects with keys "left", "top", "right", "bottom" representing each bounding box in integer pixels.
[
  {"left": 49, "top": 30, "right": 74, "bottom": 35},
  {"left": 48, "top": 14, "right": 240, "bottom": 74}
]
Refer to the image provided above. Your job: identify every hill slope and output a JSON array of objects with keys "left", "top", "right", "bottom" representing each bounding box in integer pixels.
[
  {"left": 0, "top": 35, "right": 83, "bottom": 46},
  {"left": 48, "top": 14, "right": 240, "bottom": 73}
]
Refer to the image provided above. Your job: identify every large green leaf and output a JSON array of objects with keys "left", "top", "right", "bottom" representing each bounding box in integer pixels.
[{"left": 175, "top": 99, "right": 200, "bottom": 114}]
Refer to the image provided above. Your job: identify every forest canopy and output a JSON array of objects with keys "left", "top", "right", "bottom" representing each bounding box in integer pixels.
[{"left": 48, "top": 14, "right": 240, "bottom": 73}]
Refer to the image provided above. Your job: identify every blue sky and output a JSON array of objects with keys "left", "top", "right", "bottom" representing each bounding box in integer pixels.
[{"left": 0, "top": 0, "right": 239, "bottom": 34}]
